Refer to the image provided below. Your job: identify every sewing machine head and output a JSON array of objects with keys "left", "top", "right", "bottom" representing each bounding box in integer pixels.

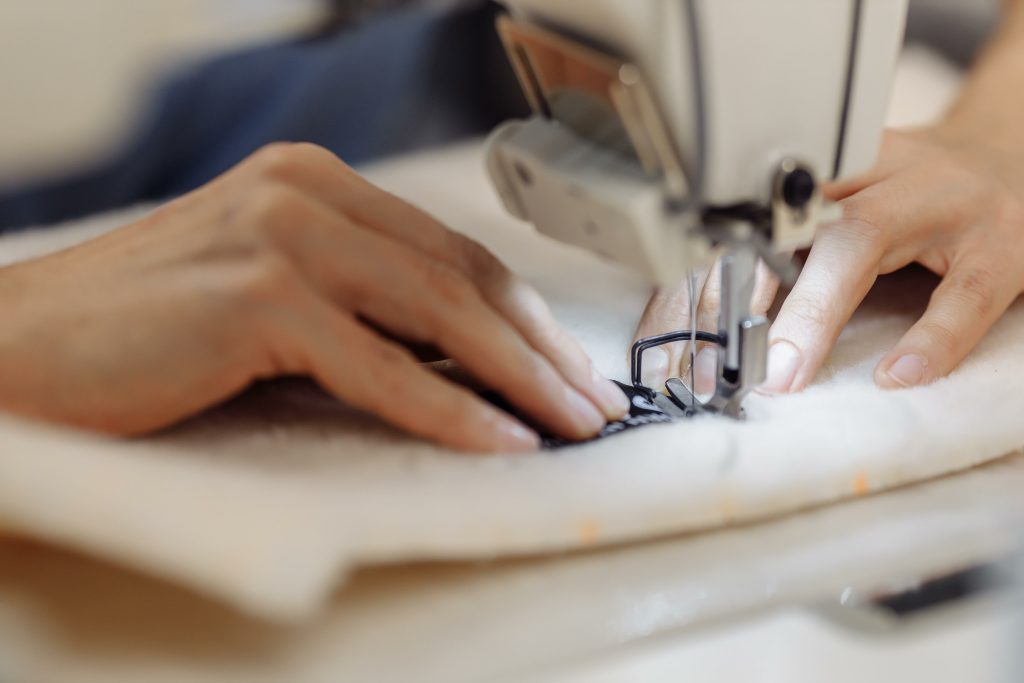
[{"left": 486, "top": 0, "right": 908, "bottom": 417}]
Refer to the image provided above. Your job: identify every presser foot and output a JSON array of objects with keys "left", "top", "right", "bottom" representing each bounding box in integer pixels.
[{"left": 629, "top": 314, "right": 767, "bottom": 420}]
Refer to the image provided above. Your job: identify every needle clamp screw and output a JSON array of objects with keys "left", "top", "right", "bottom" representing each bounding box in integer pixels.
[{"left": 781, "top": 168, "right": 816, "bottom": 209}]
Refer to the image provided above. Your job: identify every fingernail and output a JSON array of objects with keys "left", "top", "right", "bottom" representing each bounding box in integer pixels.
[
  {"left": 641, "top": 347, "right": 670, "bottom": 390},
  {"left": 492, "top": 415, "right": 541, "bottom": 452},
  {"left": 886, "top": 354, "right": 928, "bottom": 388},
  {"left": 591, "top": 367, "right": 631, "bottom": 419},
  {"left": 759, "top": 341, "right": 802, "bottom": 395},
  {"left": 693, "top": 347, "right": 718, "bottom": 395},
  {"left": 567, "top": 387, "right": 607, "bottom": 437}
]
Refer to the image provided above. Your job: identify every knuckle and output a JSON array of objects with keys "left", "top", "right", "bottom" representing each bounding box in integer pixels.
[
  {"left": 697, "top": 287, "right": 721, "bottom": 318},
  {"left": 418, "top": 395, "right": 481, "bottom": 444},
  {"left": 421, "top": 260, "right": 479, "bottom": 309},
  {"left": 374, "top": 340, "right": 415, "bottom": 367},
  {"left": 995, "top": 196, "right": 1024, "bottom": 232},
  {"left": 248, "top": 142, "right": 299, "bottom": 177},
  {"left": 932, "top": 154, "right": 962, "bottom": 178},
  {"left": 242, "top": 183, "right": 304, "bottom": 232},
  {"left": 697, "top": 271, "right": 722, "bottom": 313},
  {"left": 918, "top": 319, "right": 959, "bottom": 358},
  {"left": 458, "top": 235, "right": 507, "bottom": 281},
  {"left": 642, "top": 283, "right": 693, "bottom": 325},
  {"left": 458, "top": 401, "right": 501, "bottom": 440},
  {"left": 842, "top": 217, "right": 886, "bottom": 249},
  {"left": 247, "top": 142, "right": 337, "bottom": 181},
  {"left": 786, "top": 294, "right": 835, "bottom": 333},
  {"left": 470, "top": 256, "right": 518, "bottom": 302},
  {"left": 835, "top": 201, "right": 887, "bottom": 248},
  {"left": 366, "top": 345, "right": 417, "bottom": 397},
  {"left": 233, "top": 252, "right": 298, "bottom": 306},
  {"left": 751, "top": 285, "right": 779, "bottom": 317},
  {"left": 289, "top": 141, "right": 336, "bottom": 160},
  {"left": 946, "top": 267, "right": 998, "bottom": 318}
]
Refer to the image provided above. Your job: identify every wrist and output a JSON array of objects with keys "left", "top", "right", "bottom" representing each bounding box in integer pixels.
[
  {"left": 925, "top": 110, "right": 1024, "bottom": 199},
  {"left": 937, "top": 16, "right": 1024, "bottom": 145}
]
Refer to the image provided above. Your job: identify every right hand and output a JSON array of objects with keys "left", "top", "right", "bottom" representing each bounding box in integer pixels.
[
  {"left": 633, "top": 126, "right": 1024, "bottom": 396},
  {"left": 0, "top": 143, "right": 629, "bottom": 451}
]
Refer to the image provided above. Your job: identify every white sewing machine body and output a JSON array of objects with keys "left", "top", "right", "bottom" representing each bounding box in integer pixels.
[
  {"left": 487, "top": 0, "right": 908, "bottom": 283},
  {"left": 486, "top": 0, "right": 908, "bottom": 417}
]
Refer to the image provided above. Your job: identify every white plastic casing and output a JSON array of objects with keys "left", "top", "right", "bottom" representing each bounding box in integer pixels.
[
  {"left": 499, "top": 0, "right": 908, "bottom": 206},
  {"left": 486, "top": 0, "right": 907, "bottom": 284},
  {"left": 487, "top": 118, "right": 709, "bottom": 284}
]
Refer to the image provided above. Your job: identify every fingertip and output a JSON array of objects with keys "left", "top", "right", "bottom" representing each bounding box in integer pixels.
[
  {"left": 873, "top": 259, "right": 1019, "bottom": 393},
  {"left": 756, "top": 340, "right": 802, "bottom": 395},
  {"left": 565, "top": 388, "right": 608, "bottom": 439},
  {"left": 873, "top": 364, "right": 900, "bottom": 390},
  {"left": 590, "top": 368, "right": 631, "bottom": 420},
  {"left": 487, "top": 413, "right": 542, "bottom": 453},
  {"left": 693, "top": 346, "right": 718, "bottom": 395},
  {"left": 639, "top": 347, "right": 671, "bottom": 391},
  {"left": 875, "top": 352, "right": 930, "bottom": 390}
]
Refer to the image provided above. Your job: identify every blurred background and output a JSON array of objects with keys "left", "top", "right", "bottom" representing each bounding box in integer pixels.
[
  {"left": 0, "top": 1, "right": 1020, "bottom": 681},
  {"left": 0, "top": 0, "right": 1003, "bottom": 232},
  {"left": 0, "top": 0, "right": 527, "bottom": 231}
]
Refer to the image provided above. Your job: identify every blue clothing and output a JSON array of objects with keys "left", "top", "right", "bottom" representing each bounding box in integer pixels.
[{"left": 0, "top": 1, "right": 524, "bottom": 231}]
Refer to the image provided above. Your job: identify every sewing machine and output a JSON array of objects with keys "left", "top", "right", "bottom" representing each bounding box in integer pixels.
[
  {"left": 2, "top": 4, "right": 1021, "bottom": 681},
  {"left": 486, "top": 0, "right": 907, "bottom": 417}
]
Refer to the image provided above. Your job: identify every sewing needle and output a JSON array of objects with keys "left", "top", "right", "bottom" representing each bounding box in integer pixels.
[{"left": 688, "top": 267, "right": 698, "bottom": 406}]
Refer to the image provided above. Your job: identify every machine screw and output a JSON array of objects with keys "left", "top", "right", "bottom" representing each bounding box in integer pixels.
[{"left": 781, "top": 168, "right": 816, "bottom": 209}]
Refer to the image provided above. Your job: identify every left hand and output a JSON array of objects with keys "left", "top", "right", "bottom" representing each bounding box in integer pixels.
[
  {"left": 0, "top": 143, "right": 629, "bottom": 449},
  {"left": 633, "top": 125, "right": 1024, "bottom": 394}
]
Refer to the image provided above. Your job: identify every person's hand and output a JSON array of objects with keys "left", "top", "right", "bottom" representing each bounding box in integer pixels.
[
  {"left": 633, "top": 125, "right": 1024, "bottom": 394},
  {"left": 0, "top": 143, "right": 629, "bottom": 451}
]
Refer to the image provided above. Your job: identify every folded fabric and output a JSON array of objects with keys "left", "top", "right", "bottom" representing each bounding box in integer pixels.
[{"left": 0, "top": 139, "right": 1021, "bottom": 624}]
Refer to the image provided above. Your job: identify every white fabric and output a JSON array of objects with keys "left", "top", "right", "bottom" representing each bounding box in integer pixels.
[
  {"left": 1, "top": 139, "right": 1022, "bottom": 623},
  {"left": 1, "top": 48, "right": 1020, "bottom": 623}
]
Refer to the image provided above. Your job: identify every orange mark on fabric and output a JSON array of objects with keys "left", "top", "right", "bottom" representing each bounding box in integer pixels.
[
  {"left": 853, "top": 472, "right": 870, "bottom": 497},
  {"left": 578, "top": 519, "right": 600, "bottom": 545}
]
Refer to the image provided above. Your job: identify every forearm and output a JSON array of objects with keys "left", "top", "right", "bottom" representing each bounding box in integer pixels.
[{"left": 942, "top": 0, "right": 1024, "bottom": 145}]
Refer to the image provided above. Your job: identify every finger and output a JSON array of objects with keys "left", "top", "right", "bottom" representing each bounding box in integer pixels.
[
  {"left": 477, "top": 276, "right": 631, "bottom": 419},
  {"left": 824, "top": 169, "right": 887, "bottom": 203},
  {"left": 266, "top": 195, "right": 609, "bottom": 441},
  {"left": 240, "top": 143, "right": 462, "bottom": 263},
  {"left": 822, "top": 129, "right": 906, "bottom": 201},
  {"left": 689, "top": 260, "right": 722, "bottom": 395},
  {"left": 760, "top": 219, "right": 884, "bottom": 394},
  {"left": 691, "top": 259, "right": 780, "bottom": 395},
  {"left": 413, "top": 266, "right": 610, "bottom": 441},
  {"left": 449, "top": 236, "right": 629, "bottom": 420},
  {"left": 751, "top": 259, "right": 784, "bottom": 317},
  {"left": 248, "top": 144, "right": 629, "bottom": 420},
  {"left": 629, "top": 265, "right": 713, "bottom": 390},
  {"left": 875, "top": 255, "right": 1021, "bottom": 389},
  {"left": 270, "top": 293, "right": 541, "bottom": 453},
  {"left": 360, "top": 201, "right": 631, "bottom": 419}
]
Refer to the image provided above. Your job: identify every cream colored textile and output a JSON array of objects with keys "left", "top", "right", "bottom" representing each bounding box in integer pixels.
[{"left": 1, "top": 138, "right": 1022, "bottom": 622}]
